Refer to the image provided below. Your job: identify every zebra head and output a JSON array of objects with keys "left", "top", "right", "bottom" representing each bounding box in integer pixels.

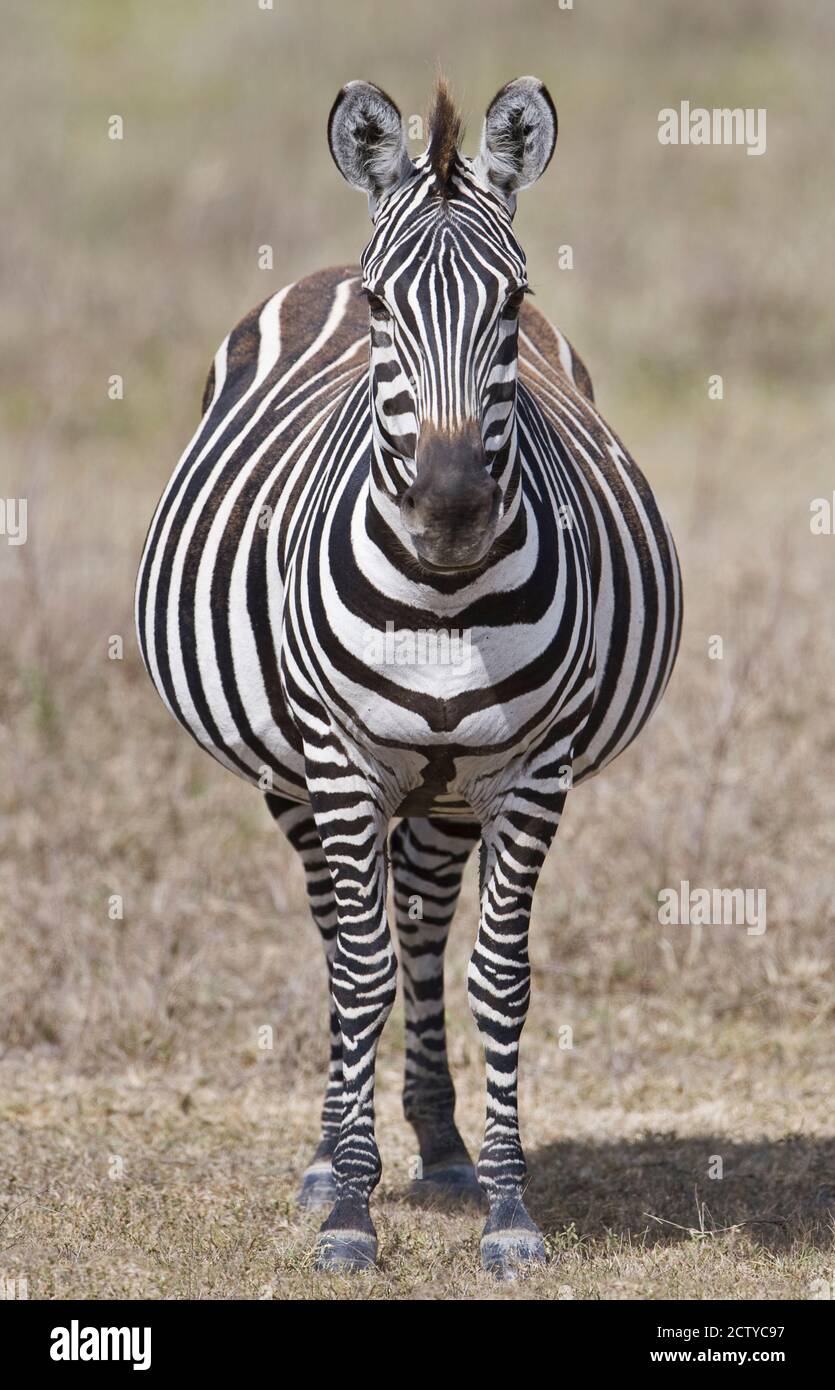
[{"left": 328, "top": 77, "right": 557, "bottom": 574}]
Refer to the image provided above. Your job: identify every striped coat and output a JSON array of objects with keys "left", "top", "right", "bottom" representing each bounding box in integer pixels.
[
  {"left": 136, "top": 76, "right": 681, "bottom": 1278},
  {"left": 136, "top": 265, "right": 680, "bottom": 811}
]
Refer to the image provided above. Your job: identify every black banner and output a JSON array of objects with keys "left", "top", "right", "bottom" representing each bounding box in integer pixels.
[{"left": 3, "top": 1298, "right": 828, "bottom": 1375}]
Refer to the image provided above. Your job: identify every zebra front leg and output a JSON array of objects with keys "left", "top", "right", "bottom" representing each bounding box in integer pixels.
[
  {"left": 265, "top": 794, "right": 341, "bottom": 1209},
  {"left": 307, "top": 782, "right": 397, "bottom": 1272},
  {"left": 469, "top": 796, "right": 564, "bottom": 1279},
  {"left": 390, "top": 816, "right": 482, "bottom": 1200}
]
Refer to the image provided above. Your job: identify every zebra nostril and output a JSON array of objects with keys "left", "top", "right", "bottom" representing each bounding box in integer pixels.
[{"left": 401, "top": 489, "right": 421, "bottom": 532}]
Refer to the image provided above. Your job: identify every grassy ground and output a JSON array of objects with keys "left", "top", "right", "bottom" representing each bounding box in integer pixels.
[{"left": 1, "top": 0, "right": 833, "bottom": 1299}]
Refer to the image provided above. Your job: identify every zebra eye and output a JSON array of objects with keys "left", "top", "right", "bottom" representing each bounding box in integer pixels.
[
  {"left": 364, "top": 290, "right": 389, "bottom": 318},
  {"left": 504, "top": 288, "right": 527, "bottom": 316}
]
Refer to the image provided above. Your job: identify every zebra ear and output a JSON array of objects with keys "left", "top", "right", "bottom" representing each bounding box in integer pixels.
[
  {"left": 474, "top": 77, "right": 557, "bottom": 209},
  {"left": 328, "top": 81, "right": 413, "bottom": 209}
]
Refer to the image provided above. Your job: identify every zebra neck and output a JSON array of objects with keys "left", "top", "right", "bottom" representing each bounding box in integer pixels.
[{"left": 489, "top": 423, "right": 524, "bottom": 540}]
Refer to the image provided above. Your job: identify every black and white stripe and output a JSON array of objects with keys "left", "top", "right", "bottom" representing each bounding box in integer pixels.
[{"left": 136, "top": 77, "right": 681, "bottom": 1277}]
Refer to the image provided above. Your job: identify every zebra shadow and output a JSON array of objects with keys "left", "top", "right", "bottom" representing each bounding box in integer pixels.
[{"left": 523, "top": 1133, "right": 835, "bottom": 1252}]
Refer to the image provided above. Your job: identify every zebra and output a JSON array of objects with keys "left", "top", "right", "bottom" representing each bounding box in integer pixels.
[{"left": 136, "top": 76, "right": 682, "bottom": 1279}]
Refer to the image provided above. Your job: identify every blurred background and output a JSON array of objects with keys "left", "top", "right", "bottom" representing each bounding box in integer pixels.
[{"left": 1, "top": 0, "right": 833, "bottom": 1299}]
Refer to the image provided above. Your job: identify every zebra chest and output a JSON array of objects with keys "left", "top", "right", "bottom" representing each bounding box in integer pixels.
[
  {"left": 283, "top": 603, "right": 595, "bottom": 758},
  {"left": 279, "top": 484, "right": 596, "bottom": 796}
]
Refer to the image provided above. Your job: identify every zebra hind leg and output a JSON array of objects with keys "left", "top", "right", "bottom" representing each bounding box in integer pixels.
[
  {"left": 390, "top": 816, "right": 483, "bottom": 1203},
  {"left": 265, "top": 794, "right": 341, "bottom": 1211}
]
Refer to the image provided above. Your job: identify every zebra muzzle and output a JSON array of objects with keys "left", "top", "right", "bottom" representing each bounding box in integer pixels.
[{"left": 401, "top": 423, "right": 501, "bottom": 571}]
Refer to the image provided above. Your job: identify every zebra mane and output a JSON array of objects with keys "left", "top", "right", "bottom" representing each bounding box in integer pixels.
[{"left": 427, "top": 78, "right": 463, "bottom": 193}]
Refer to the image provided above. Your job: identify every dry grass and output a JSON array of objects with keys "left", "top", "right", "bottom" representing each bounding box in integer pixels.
[
  {"left": 1, "top": 0, "right": 833, "bottom": 1299},
  {"left": 2, "top": 1060, "right": 833, "bottom": 1301}
]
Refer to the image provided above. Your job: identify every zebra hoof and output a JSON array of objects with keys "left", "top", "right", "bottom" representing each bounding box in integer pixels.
[
  {"left": 412, "top": 1161, "right": 484, "bottom": 1203},
  {"left": 296, "top": 1161, "right": 337, "bottom": 1210},
  {"left": 314, "top": 1229, "right": 378, "bottom": 1273},
  {"left": 480, "top": 1229, "right": 547, "bottom": 1281}
]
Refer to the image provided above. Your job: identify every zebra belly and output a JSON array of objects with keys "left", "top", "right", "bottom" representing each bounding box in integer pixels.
[{"left": 394, "top": 790, "right": 474, "bottom": 817}]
